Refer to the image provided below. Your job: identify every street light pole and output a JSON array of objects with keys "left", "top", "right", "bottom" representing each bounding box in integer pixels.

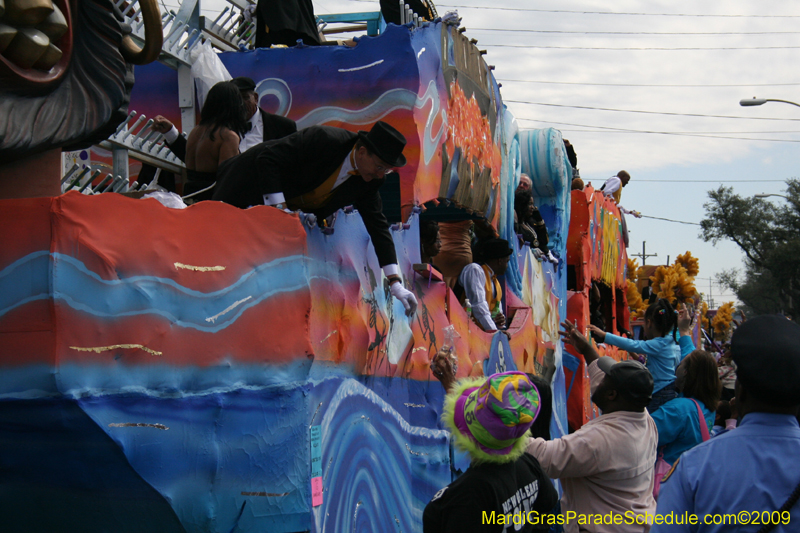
[
  {"left": 754, "top": 193, "right": 791, "bottom": 200},
  {"left": 740, "top": 97, "right": 800, "bottom": 108}
]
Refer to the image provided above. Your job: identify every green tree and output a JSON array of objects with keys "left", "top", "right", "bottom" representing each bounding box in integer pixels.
[{"left": 700, "top": 179, "right": 799, "bottom": 319}]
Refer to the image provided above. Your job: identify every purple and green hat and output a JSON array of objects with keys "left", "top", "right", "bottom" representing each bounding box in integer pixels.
[{"left": 443, "top": 371, "right": 540, "bottom": 464}]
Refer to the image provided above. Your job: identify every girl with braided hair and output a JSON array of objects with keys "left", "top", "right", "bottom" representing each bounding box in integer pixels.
[{"left": 588, "top": 298, "right": 692, "bottom": 413}]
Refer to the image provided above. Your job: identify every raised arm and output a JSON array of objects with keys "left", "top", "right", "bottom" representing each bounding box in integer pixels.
[
  {"left": 677, "top": 303, "right": 695, "bottom": 359},
  {"left": 560, "top": 320, "right": 599, "bottom": 365}
]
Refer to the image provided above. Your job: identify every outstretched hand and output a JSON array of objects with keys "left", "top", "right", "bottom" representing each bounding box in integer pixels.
[
  {"left": 431, "top": 349, "right": 457, "bottom": 393},
  {"left": 151, "top": 115, "right": 174, "bottom": 134},
  {"left": 729, "top": 397, "right": 739, "bottom": 421},
  {"left": 390, "top": 281, "right": 418, "bottom": 317},
  {"left": 560, "top": 320, "right": 599, "bottom": 364},
  {"left": 677, "top": 303, "right": 693, "bottom": 336},
  {"left": 586, "top": 324, "right": 606, "bottom": 343}
]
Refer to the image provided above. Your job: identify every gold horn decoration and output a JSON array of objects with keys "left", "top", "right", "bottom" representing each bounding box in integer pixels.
[{"left": 120, "top": 0, "right": 162, "bottom": 65}]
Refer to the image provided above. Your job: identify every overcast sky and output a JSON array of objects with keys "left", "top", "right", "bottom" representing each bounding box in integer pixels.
[{"left": 182, "top": 0, "right": 800, "bottom": 307}]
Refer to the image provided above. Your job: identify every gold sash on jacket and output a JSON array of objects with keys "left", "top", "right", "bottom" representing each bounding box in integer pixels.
[
  {"left": 286, "top": 151, "right": 357, "bottom": 211},
  {"left": 482, "top": 264, "right": 502, "bottom": 316}
]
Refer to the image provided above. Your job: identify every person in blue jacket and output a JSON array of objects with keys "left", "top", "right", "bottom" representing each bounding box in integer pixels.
[
  {"left": 654, "top": 315, "right": 800, "bottom": 533},
  {"left": 589, "top": 298, "right": 693, "bottom": 412},
  {"left": 650, "top": 349, "right": 719, "bottom": 465}
]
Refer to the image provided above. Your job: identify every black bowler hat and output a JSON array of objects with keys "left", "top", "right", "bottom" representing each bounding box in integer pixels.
[
  {"left": 731, "top": 315, "right": 800, "bottom": 405},
  {"left": 231, "top": 76, "right": 257, "bottom": 92},
  {"left": 597, "top": 356, "right": 654, "bottom": 402},
  {"left": 358, "top": 121, "right": 407, "bottom": 167},
  {"left": 481, "top": 238, "right": 513, "bottom": 261}
]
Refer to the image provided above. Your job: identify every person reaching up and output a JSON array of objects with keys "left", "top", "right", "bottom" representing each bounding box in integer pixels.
[
  {"left": 653, "top": 315, "right": 800, "bottom": 532},
  {"left": 527, "top": 320, "right": 658, "bottom": 532},
  {"left": 588, "top": 299, "right": 689, "bottom": 413}
]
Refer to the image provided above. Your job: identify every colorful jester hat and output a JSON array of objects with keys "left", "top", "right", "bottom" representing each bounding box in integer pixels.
[{"left": 443, "top": 371, "right": 540, "bottom": 464}]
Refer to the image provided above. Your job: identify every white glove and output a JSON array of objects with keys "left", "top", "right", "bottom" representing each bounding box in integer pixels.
[
  {"left": 390, "top": 281, "right": 418, "bottom": 317},
  {"left": 547, "top": 250, "right": 559, "bottom": 265}
]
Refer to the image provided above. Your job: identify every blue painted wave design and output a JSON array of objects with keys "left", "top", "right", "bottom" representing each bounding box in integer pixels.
[
  {"left": 0, "top": 252, "right": 318, "bottom": 332},
  {"left": 312, "top": 377, "right": 451, "bottom": 533},
  {"left": 0, "top": 250, "right": 51, "bottom": 317},
  {"left": 76, "top": 386, "right": 312, "bottom": 533},
  {"left": 7, "top": 375, "right": 454, "bottom": 532},
  {"left": 295, "top": 88, "right": 418, "bottom": 130}
]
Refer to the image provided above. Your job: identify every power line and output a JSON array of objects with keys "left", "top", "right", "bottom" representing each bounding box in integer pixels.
[
  {"left": 469, "top": 28, "right": 800, "bottom": 36},
  {"left": 482, "top": 44, "right": 800, "bottom": 50},
  {"left": 513, "top": 117, "right": 800, "bottom": 135},
  {"left": 633, "top": 180, "right": 788, "bottom": 183},
  {"left": 497, "top": 79, "right": 800, "bottom": 88},
  {"left": 512, "top": 117, "right": 800, "bottom": 142},
  {"left": 552, "top": 130, "right": 800, "bottom": 142},
  {"left": 436, "top": 5, "right": 800, "bottom": 17},
  {"left": 506, "top": 101, "right": 800, "bottom": 121}
]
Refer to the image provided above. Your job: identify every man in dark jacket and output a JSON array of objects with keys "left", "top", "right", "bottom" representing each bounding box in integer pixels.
[
  {"left": 213, "top": 120, "right": 418, "bottom": 315},
  {"left": 151, "top": 77, "right": 296, "bottom": 161}
]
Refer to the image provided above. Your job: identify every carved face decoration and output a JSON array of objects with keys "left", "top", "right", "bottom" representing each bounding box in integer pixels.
[{"left": 0, "top": 0, "right": 160, "bottom": 164}]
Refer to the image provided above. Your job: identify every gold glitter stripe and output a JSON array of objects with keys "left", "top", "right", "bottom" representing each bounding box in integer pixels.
[
  {"left": 174, "top": 262, "right": 226, "bottom": 272},
  {"left": 205, "top": 296, "right": 252, "bottom": 323},
  {"left": 69, "top": 344, "right": 163, "bottom": 356},
  {"left": 320, "top": 330, "right": 338, "bottom": 343}
]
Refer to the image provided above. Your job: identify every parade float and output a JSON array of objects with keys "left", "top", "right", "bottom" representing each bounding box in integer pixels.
[
  {"left": 562, "top": 185, "right": 631, "bottom": 429},
  {"left": 0, "top": 1, "right": 573, "bottom": 531},
  {"left": 562, "top": 181, "right": 711, "bottom": 431}
]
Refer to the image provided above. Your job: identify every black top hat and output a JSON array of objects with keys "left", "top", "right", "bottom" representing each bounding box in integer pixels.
[
  {"left": 231, "top": 77, "right": 257, "bottom": 92},
  {"left": 481, "top": 238, "right": 513, "bottom": 261},
  {"left": 732, "top": 314, "right": 800, "bottom": 405},
  {"left": 358, "top": 121, "right": 407, "bottom": 167},
  {"left": 597, "top": 356, "right": 654, "bottom": 402}
]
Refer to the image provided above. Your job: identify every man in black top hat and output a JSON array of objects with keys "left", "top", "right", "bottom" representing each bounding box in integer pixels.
[
  {"left": 151, "top": 77, "right": 297, "bottom": 162},
  {"left": 456, "top": 237, "right": 513, "bottom": 332},
  {"left": 654, "top": 315, "right": 800, "bottom": 532},
  {"left": 213, "top": 120, "right": 418, "bottom": 316}
]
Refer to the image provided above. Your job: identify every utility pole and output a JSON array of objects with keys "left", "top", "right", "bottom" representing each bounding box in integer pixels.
[
  {"left": 709, "top": 278, "right": 714, "bottom": 309},
  {"left": 632, "top": 241, "right": 658, "bottom": 266}
]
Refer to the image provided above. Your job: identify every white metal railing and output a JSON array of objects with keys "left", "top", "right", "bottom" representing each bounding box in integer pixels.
[
  {"left": 201, "top": 1, "right": 257, "bottom": 51},
  {"left": 60, "top": 163, "right": 159, "bottom": 195},
  {"left": 101, "top": 110, "right": 185, "bottom": 173}
]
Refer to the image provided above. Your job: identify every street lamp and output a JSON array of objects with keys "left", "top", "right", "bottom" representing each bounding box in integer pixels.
[
  {"left": 754, "top": 193, "right": 790, "bottom": 200},
  {"left": 739, "top": 97, "right": 800, "bottom": 108}
]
